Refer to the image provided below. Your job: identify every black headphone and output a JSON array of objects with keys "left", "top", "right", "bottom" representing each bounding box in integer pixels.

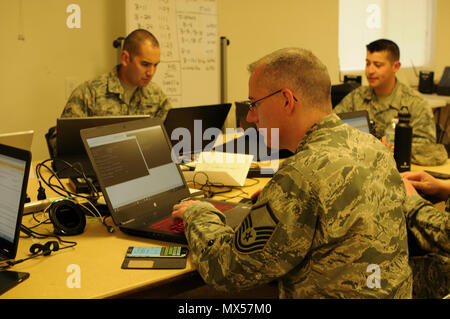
[
  {"left": 29, "top": 241, "right": 60, "bottom": 256},
  {"left": 47, "top": 199, "right": 86, "bottom": 236}
]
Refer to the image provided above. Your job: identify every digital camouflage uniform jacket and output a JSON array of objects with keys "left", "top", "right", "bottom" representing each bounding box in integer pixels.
[
  {"left": 183, "top": 113, "right": 413, "bottom": 298},
  {"left": 403, "top": 194, "right": 450, "bottom": 298},
  {"left": 61, "top": 65, "right": 171, "bottom": 119},
  {"left": 334, "top": 80, "right": 447, "bottom": 166}
]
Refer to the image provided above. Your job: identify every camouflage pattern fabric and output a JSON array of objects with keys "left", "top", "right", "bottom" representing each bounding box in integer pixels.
[
  {"left": 412, "top": 144, "right": 448, "bottom": 166},
  {"left": 403, "top": 194, "right": 450, "bottom": 298},
  {"left": 334, "top": 80, "right": 447, "bottom": 166},
  {"left": 183, "top": 113, "right": 412, "bottom": 298},
  {"left": 60, "top": 65, "right": 171, "bottom": 119}
]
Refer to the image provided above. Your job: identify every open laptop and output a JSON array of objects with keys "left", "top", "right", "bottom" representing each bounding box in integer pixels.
[
  {"left": 53, "top": 115, "right": 150, "bottom": 179},
  {"left": 164, "top": 104, "right": 231, "bottom": 161},
  {"left": 337, "top": 110, "right": 374, "bottom": 135},
  {"left": 80, "top": 117, "right": 251, "bottom": 244},
  {"left": 0, "top": 130, "right": 34, "bottom": 151},
  {"left": 0, "top": 143, "right": 31, "bottom": 292}
]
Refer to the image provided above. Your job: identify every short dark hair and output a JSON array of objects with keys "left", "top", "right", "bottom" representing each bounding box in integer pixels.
[
  {"left": 123, "top": 29, "right": 159, "bottom": 57},
  {"left": 366, "top": 39, "right": 400, "bottom": 62}
]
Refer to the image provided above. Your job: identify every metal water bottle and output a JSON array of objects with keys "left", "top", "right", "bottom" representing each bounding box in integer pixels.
[{"left": 394, "top": 106, "right": 412, "bottom": 172}]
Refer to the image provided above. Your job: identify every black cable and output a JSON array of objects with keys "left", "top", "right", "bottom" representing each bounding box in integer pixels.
[
  {"left": 35, "top": 158, "right": 99, "bottom": 200},
  {"left": 0, "top": 225, "right": 77, "bottom": 270},
  {"left": 191, "top": 171, "right": 234, "bottom": 198}
]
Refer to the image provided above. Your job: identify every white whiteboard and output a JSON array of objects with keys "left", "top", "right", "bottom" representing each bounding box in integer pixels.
[{"left": 125, "top": 0, "right": 219, "bottom": 108}]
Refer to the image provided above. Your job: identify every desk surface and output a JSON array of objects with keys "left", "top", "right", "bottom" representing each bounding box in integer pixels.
[
  {"left": 3, "top": 158, "right": 449, "bottom": 299},
  {"left": 419, "top": 92, "right": 450, "bottom": 108},
  {"left": 1, "top": 161, "right": 268, "bottom": 299},
  {"left": 412, "top": 158, "right": 450, "bottom": 173}
]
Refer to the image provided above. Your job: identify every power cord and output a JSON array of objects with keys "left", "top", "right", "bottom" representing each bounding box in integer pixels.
[
  {"left": 35, "top": 158, "right": 100, "bottom": 201},
  {"left": 0, "top": 225, "right": 77, "bottom": 271},
  {"left": 34, "top": 158, "right": 113, "bottom": 234}
]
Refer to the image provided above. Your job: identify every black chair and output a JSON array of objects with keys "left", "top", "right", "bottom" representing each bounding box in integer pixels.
[{"left": 331, "top": 82, "right": 360, "bottom": 108}]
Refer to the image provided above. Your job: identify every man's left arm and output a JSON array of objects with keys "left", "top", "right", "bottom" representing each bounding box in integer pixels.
[
  {"left": 182, "top": 171, "right": 318, "bottom": 292},
  {"left": 403, "top": 194, "right": 450, "bottom": 254},
  {"left": 409, "top": 98, "right": 448, "bottom": 165}
]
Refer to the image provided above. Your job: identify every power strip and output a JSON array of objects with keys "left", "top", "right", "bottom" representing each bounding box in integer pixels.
[{"left": 23, "top": 197, "right": 64, "bottom": 214}]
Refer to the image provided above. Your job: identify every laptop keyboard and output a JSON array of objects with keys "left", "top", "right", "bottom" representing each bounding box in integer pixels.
[{"left": 148, "top": 202, "right": 237, "bottom": 234}]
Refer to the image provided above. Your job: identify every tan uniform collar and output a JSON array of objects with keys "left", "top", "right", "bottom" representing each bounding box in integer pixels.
[{"left": 362, "top": 79, "right": 402, "bottom": 112}]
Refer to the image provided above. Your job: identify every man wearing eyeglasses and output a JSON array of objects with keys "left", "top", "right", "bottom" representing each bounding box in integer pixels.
[{"left": 172, "top": 48, "right": 412, "bottom": 298}]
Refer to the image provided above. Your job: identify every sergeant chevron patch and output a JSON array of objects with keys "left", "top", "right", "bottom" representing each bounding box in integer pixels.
[{"left": 234, "top": 202, "right": 279, "bottom": 254}]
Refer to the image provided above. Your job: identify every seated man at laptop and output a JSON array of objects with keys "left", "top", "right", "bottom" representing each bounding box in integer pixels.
[
  {"left": 401, "top": 170, "right": 449, "bottom": 299},
  {"left": 334, "top": 39, "right": 447, "bottom": 166},
  {"left": 172, "top": 48, "right": 412, "bottom": 298},
  {"left": 61, "top": 28, "right": 171, "bottom": 119}
]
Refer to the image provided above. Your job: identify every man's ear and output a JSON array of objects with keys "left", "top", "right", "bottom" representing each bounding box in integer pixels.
[
  {"left": 282, "top": 88, "right": 296, "bottom": 114},
  {"left": 121, "top": 50, "right": 131, "bottom": 66},
  {"left": 393, "top": 60, "right": 401, "bottom": 73}
]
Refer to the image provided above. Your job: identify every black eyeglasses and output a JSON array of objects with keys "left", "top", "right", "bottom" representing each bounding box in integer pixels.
[{"left": 245, "top": 89, "right": 298, "bottom": 111}]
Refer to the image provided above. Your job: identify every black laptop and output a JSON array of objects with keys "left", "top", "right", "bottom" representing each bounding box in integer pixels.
[
  {"left": 53, "top": 115, "right": 150, "bottom": 178},
  {"left": 80, "top": 117, "right": 251, "bottom": 244},
  {"left": 164, "top": 104, "right": 231, "bottom": 161},
  {"left": 214, "top": 102, "right": 293, "bottom": 172},
  {"left": 0, "top": 143, "right": 31, "bottom": 294}
]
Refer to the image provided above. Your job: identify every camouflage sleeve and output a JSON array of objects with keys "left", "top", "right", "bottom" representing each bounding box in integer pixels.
[
  {"left": 60, "top": 82, "right": 91, "bottom": 118},
  {"left": 183, "top": 167, "right": 318, "bottom": 292},
  {"left": 403, "top": 194, "right": 450, "bottom": 254},
  {"left": 156, "top": 92, "right": 172, "bottom": 119},
  {"left": 409, "top": 98, "right": 448, "bottom": 165},
  {"left": 410, "top": 98, "right": 436, "bottom": 145}
]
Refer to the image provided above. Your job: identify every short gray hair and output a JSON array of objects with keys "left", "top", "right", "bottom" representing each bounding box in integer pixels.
[{"left": 248, "top": 48, "right": 331, "bottom": 109}]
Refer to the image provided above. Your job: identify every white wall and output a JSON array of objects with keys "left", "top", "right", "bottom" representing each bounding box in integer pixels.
[{"left": 1, "top": 0, "right": 449, "bottom": 160}]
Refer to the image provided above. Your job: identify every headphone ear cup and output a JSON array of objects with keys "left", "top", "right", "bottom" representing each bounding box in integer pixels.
[
  {"left": 45, "top": 241, "right": 59, "bottom": 253},
  {"left": 48, "top": 199, "right": 86, "bottom": 236},
  {"left": 30, "top": 243, "right": 46, "bottom": 255},
  {"left": 29, "top": 241, "right": 60, "bottom": 256}
]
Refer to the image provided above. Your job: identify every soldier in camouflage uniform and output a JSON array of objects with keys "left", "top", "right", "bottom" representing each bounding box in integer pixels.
[
  {"left": 402, "top": 171, "right": 450, "bottom": 298},
  {"left": 172, "top": 48, "right": 412, "bottom": 298},
  {"left": 334, "top": 39, "right": 447, "bottom": 166},
  {"left": 60, "top": 29, "right": 171, "bottom": 119}
]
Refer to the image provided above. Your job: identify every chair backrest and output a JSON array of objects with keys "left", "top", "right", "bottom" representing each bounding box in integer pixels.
[{"left": 45, "top": 126, "right": 57, "bottom": 158}]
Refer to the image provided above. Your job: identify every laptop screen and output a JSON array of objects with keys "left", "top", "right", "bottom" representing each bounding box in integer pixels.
[
  {"left": 164, "top": 104, "right": 231, "bottom": 156},
  {"left": 81, "top": 118, "right": 189, "bottom": 226},
  {"left": 337, "top": 111, "right": 372, "bottom": 134},
  {"left": 56, "top": 115, "right": 150, "bottom": 156},
  {"left": 0, "top": 144, "right": 31, "bottom": 260}
]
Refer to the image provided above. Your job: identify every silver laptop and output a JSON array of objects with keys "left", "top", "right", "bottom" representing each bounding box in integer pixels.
[
  {"left": 0, "top": 130, "right": 34, "bottom": 151},
  {"left": 80, "top": 117, "right": 251, "bottom": 244}
]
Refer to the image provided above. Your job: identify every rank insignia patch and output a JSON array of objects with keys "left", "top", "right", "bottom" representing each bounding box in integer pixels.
[{"left": 234, "top": 203, "right": 279, "bottom": 254}]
